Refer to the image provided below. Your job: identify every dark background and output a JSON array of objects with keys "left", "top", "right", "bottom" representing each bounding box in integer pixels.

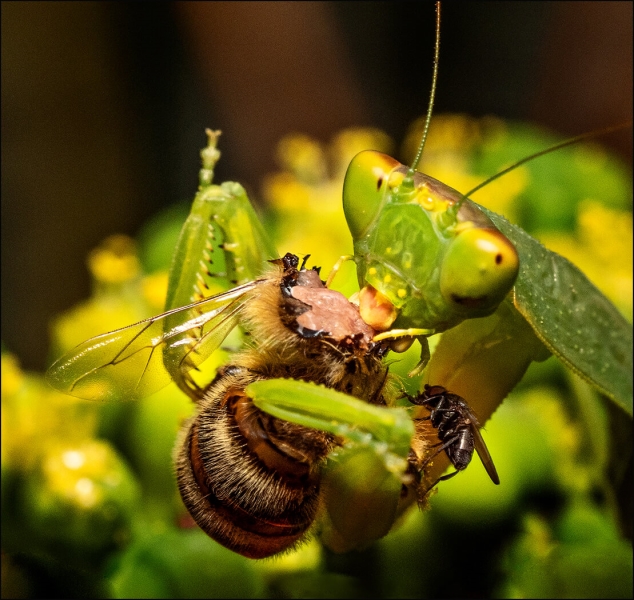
[{"left": 2, "top": 1, "right": 632, "bottom": 371}]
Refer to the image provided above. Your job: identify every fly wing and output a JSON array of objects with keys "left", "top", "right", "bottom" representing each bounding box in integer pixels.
[
  {"left": 470, "top": 422, "right": 500, "bottom": 485},
  {"left": 46, "top": 281, "right": 260, "bottom": 402}
]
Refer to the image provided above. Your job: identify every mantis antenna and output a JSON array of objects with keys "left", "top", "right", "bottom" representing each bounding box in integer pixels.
[
  {"left": 408, "top": 0, "right": 441, "bottom": 177},
  {"left": 456, "top": 120, "right": 633, "bottom": 207}
]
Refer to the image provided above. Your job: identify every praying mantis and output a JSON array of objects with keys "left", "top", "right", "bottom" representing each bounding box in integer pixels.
[{"left": 46, "top": 2, "right": 632, "bottom": 557}]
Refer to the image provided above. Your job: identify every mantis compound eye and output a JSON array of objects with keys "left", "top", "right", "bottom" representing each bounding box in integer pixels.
[
  {"left": 343, "top": 150, "right": 400, "bottom": 239},
  {"left": 440, "top": 227, "right": 519, "bottom": 312}
]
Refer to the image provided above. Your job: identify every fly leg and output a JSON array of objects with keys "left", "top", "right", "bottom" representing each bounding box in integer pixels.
[{"left": 414, "top": 431, "right": 462, "bottom": 500}]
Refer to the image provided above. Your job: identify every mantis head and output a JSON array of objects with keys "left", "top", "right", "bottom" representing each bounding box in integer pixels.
[{"left": 343, "top": 150, "right": 519, "bottom": 332}]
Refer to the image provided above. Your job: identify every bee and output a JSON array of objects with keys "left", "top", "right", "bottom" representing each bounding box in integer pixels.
[
  {"left": 176, "top": 252, "right": 401, "bottom": 558},
  {"left": 409, "top": 384, "right": 499, "bottom": 499},
  {"left": 48, "top": 252, "right": 398, "bottom": 558}
]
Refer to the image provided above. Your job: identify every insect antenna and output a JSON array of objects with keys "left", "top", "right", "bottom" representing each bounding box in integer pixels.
[
  {"left": 455, "top": 119, "right": 633, "bottom": 208},
  {"left": 407, "top": 0, "right": 441, "bottom": 180}
]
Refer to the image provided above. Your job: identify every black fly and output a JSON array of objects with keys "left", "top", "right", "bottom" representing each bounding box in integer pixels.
[{"left": 410, "top": 384, "right": 499, "bottom": 495}]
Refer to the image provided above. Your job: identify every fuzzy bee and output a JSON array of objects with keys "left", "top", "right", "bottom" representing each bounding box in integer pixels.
[
  {"left": 177, "top": 253, "right": 401, "bottom": 558},
  {"left": 48, "top": 252, "right": 413, "bottom": 558}
]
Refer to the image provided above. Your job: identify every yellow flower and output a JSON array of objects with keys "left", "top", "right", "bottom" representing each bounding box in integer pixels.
[
  {"left": 263, "top": 129, "right": 394, "bottom": 291},
  {"left": 539, "top": 201, "right": 633, "bottom": 321}
]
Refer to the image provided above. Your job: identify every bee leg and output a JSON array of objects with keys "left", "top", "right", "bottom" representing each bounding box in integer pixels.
[
  {"left": 178, "top": 372, "right": 206, "bottom": 403},
  {"left": 369, "top": 366, "right": 391, "bottom": 404}
]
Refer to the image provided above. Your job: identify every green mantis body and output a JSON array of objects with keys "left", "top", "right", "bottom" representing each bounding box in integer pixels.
[
  {"left": 342, "top": 149, "right": 632, "bottom": 416},
  {"left": 46, "top": 5, "right": 632, "bottom": 558}
]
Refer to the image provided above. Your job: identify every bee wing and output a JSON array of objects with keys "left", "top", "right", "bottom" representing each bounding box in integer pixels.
[
  {"left": 46, "top": 280, "right": 260, "bottom": 402},
  {"left": 470, "top": 422, "right": 500, "bottom": 484}
]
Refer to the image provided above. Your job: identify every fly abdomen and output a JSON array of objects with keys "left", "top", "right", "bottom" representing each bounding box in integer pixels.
[{"left": 446, "top": 429, "right": 475, "bottom": 471}]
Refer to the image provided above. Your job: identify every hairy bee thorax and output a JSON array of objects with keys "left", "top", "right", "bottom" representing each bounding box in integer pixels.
[
  {"left": 238, "top": 253, "right": 391, "bottom": 400},
  {"left": 277, "top": 253, "right": 376, "bottom": 350}
]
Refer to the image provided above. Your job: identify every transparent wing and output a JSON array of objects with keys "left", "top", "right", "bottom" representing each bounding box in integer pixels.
[
  {"left": 470, "top": 421, "right": 500, "bottom": 484},
  {"left": 46, "top": 281, "right": 261, "bottom": 402}
]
